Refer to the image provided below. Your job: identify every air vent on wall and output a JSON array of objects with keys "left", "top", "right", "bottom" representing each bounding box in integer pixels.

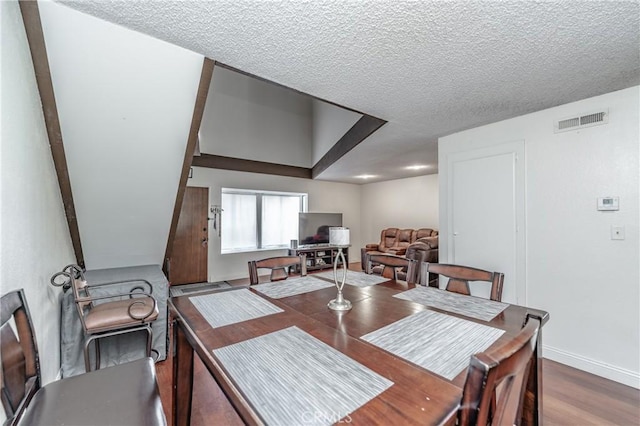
[{"left": 554, "top": 109, "right": 609, "bottom": 133}]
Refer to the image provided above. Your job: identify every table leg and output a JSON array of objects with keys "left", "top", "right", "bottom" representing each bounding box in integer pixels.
[
  {"left": 522, "top": 313, "right": 544, "bottom": 426},
  {"left": 172, "top": 319, "right": 194, "bottom": 426}
]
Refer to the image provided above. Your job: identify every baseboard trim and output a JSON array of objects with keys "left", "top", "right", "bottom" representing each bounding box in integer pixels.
[{"left": 544, "top": 345, "right": 640, "bottom": 389}]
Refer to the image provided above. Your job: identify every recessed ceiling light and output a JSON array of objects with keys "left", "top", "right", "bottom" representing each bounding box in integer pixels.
[
  {"left": 355, "top": 174, "right": 377, "bottom": 179},
  {"left": 405, "top": 165, "right": 430, "bottom": 170}
]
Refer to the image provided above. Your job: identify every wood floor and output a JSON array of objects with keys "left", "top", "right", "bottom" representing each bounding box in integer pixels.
[{"left": 542, "top": 360, "right": 639, "bottom": 425}]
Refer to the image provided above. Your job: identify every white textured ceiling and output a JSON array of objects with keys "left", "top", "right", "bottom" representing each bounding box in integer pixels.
[{"left": 58, "top": 0, "right": 640, "bottom": 184}]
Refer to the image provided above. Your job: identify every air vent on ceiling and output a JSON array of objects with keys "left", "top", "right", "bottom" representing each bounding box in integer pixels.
[{"left": 554, "top": 109, "right": 609, "bottom": 133}]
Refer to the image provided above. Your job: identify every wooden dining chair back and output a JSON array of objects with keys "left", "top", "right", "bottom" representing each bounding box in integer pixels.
[
  {"left": 458, "top": 316, "right": 540, "bottom": 426},
  {"left": 248, "top": 255, "right": 307, "bottom": 285},
  {"left": 365, "top": 253, "right": 418, "bottom": 284},
  {"left": 0, "top": 288, "right": 166, "bottom": 426},
  {"left": 52, "top": 264, "right": 159, "bottom": 372},
  {"left": 422, "top": 263, "right": 505, "bottom": 302},
  {"left": 1, "top": 289, "right": 40, "bottom": 425}
]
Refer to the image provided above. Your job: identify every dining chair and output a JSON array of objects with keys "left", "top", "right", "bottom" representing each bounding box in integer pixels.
[
  {"left": 458, "top": 316, "right": 541, "bottom": 426},
  {"left": 51, "top": 264, "right": 159, "bottom": 372},
  {"left": 0, "top": 289, "right": 166, "bottom": 426},
  {"left": 248, "top": 254, "right": 307, "bottom": 285},
  {"left": 365, "top": 253, "right": 419, "bottom": 284},
  {"left": 421, "top": 263, "right": 505, "bottom": 302}
]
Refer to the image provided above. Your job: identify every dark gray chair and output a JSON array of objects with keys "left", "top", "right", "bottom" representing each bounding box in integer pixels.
[{"left": 0, "top": 288, "right": 166, "bottom": 426}]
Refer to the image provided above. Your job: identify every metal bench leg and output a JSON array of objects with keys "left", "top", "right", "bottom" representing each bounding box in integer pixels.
[
  {"left": 146, "top": 325, "right": 153, "bottom": 358},
  {"left": 84, "top": 336, "right": 97, "bottom": 372},
  {"left": 95, "top": 339, "right": 101, "bottom": 370}
]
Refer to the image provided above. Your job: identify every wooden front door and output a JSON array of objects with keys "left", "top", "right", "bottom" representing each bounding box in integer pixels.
[{"left": 170, "top": 186, "right": 208, "bottom": 285}]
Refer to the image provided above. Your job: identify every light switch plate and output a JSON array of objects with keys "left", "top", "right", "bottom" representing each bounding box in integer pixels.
[{"left": 611, "top": 226, "right": 625, "bottom": 240}]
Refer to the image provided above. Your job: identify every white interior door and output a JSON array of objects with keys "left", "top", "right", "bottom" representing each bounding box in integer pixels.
[{"left": 448, "top": 142, "right": 525, "bottom": 304}]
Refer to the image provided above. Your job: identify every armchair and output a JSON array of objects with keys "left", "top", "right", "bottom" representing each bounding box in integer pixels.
[
  {"left": 392, "top": 228, "right": 414, "bottom": 254},
  {"left": 363, "top": 228, "right": 400, "bottom": 254},
  {"left": 361, "top": 227, "right": 439, "bottom": 270}
]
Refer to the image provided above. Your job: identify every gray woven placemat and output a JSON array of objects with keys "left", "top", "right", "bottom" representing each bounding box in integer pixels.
[
  {"left": 253, "top": 275, "right": 335, "bottom": 299},
  {"left": 213, "top": 326, "right": 393, "bottom": 426},
  {"left": 394, "top": 286, "right": 508, "bottom": 321},
  {"left": 190, "top": 289, "right": 283, "bottom": 328},
  {"left": 312, "top": 270, "right": 390, "bottom": 287},
  {"left": 361, "top": 310, "right": 505, "bottom": 380}
]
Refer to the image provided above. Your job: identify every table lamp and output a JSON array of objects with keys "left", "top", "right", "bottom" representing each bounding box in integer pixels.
[{"left": 328, "top": 227, "right": 352, "bottom": 311}]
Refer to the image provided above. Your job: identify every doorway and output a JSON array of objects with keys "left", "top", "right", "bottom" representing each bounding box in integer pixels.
[{"left": 447, "top": 141, "right": 525, "bottom": 304}]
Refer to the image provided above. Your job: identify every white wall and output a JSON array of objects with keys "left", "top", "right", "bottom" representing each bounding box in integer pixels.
[
  {"left": 200, "top": 67, "right": 313, "bottom": 167},
  {"left": 39, "top": 2, "right": 203, "bottom": 270},
  {"left": 188, "top": 167, "right": 362, "bottom": 281},
  {"left": 439, "top": 87, "right": 640, "bottom": 387},
  {"left": 311, "top": 99, "right": 361, "bottom": 164},
  {"left": 1, "top": 0, "right": 76, "bottom": 401},
  {"left": 360, "top": 174, "right": 439, "bottom": 244}
]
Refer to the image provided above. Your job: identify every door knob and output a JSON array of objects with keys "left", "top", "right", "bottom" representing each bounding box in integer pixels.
[{"left": 201, "top": 238, "right": 208, "bottom": 247}]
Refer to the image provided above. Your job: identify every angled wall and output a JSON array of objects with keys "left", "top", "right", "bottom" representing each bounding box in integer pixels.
[
  {"left": 199, "top": 67, "right": 313, "bottom": 167},
  {"left": 1, "top": 0, "right": 75, "bottom": 400},
  {"left": 39, "top": 2, "right": 203, "bottom": 269}
]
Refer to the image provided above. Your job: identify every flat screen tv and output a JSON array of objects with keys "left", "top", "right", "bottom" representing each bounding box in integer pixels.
[{"left": 298, "top": 213, "right": 342, "bottom": 246}]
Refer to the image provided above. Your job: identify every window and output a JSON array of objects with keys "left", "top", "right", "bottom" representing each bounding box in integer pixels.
[{"left": 221, "top": 189, "right": 307, "bottom": 253}]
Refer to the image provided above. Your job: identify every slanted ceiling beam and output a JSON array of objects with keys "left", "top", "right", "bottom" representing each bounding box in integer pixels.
[
  {"left": 20, "top": 1, "right": 85, "bottom": 268},
  {"left": 192, "top": 154, "right": 312, "bottom": 179},
  {"left": 193, "top": 115, "right": 387, "bottom": 179},
  {"left": 194, "top": 62, "right": 387, "bottom": 180},
  {"left": 311, "top": 115, "right": 386, "bottom": 179},
  {"left": 164, "top": 58, "right": 215, "bottom": 274}
]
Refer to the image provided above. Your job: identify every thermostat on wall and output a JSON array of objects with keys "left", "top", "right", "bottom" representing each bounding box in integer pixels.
[{"left": 597, "top": 196, "right": 619, "bottom": 211}]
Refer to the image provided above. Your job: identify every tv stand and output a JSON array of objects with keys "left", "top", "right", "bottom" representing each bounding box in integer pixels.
[
  {"left": 288, "top": 246, "right": 349, "bottom": 272},
  {"left": 297, "top": 243, "right": 331, "bottom": 249}
]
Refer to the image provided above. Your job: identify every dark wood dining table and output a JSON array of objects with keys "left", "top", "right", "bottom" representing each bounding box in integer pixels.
[{"left": 169, "top": 275, "right": 548, "bottom": 425}]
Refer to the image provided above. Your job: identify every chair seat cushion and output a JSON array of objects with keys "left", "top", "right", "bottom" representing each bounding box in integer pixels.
[
  {"left": 85, "top": 297, "right": 159, "bottom": 332},
  {"left": 18, "top": 357, "right": 166, "bottom": 426}
]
